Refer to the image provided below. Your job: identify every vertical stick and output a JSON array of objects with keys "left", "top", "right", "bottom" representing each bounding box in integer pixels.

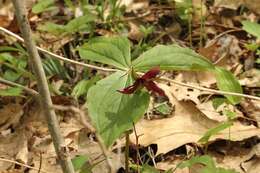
[
  {"left": 11, "top": 1, "right": 74, "bottom": 173},
  {"left": 188, "top": 13, "right": 193, "bottom": 47},
  {"left": 125, "top": 131, "right": 130, "bottom": 173},
  {"left": 199, "top": 0, "right": 205, "bottom": 48}
]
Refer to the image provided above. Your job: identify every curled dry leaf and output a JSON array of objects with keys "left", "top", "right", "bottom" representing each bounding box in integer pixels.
[{"left": 130, "top": 84, "right": 260, "bottom": 155}]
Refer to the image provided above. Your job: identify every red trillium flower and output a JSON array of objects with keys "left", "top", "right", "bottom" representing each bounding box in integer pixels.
[{"left": 118, "top": 67, "right": 166, "bottom": 97}]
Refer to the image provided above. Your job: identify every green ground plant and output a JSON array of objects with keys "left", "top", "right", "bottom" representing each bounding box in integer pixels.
[
  {"left": 177, "top": 155, "right": 239, "bottom": 173},
  {"left": 77, "top": 36, "right": 242, "bottom": 171}
]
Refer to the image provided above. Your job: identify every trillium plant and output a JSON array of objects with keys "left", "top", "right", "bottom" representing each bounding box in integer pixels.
[{"left": 78, "top": 36, "right": 242, "bottom": 147}]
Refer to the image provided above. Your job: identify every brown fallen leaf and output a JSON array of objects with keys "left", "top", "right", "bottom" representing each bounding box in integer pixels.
[
  {"left": 241, "top": 158, "right": 260, "bottom": 173},
  {"left": 170, "top": 73, "right": 203, "bottom": 104},
  {"left": 0, "top": 129, "right": 29, "bottom": 171},
  {"left": 29, "top": 153, "right": 62, "bottom": 173},
  {"left": 240, "top": 99, "right": 260, "bottom": 126},
  {"left": 196, "top": 100, "right": 244, "bottom": 122},
  {"left": 215, "top": 0, "right": 260, "bottom": 15},
  {"left": 130, "top": 84, "right": 260, "bottom": 155},
  {"left": 128, "top": 21, "right": 144, "bottom": 41},
  {"left": 239, "top": 69, "right": 260, "bottom": 88},
  {"left": 0, "top": 103, "right": 23, "bottom": 132}
]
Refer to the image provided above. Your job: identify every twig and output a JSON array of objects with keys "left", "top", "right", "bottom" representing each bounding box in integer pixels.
[
  {"left": 37, "top": 152, "right": 43, "bottom": 173},
  {"left": 11, "top": 1, "right": 75, "bottom": 173},
  {"left": 125, "top": 131, "right": 130, "bottom": 173},
  {"left": 133, "top": 123, "right": 141, "bottom": 173},
  {"left": 0, "top": 27, "right": 117, "bottom": 72},
  {"left": 95, "top": 134, "right": 116, "bottom": 173},
  {"left": 0, "top": 77, "right": 38, "bottom": 95},
  {"left": 148, "top": 146, "right": 156, "bottom": 168},
  {"left": 0, "top": 78, "right": 116, "bottom": 172},
  {"left": 0, "top": 80, "right": 114, "bottom": 173},
  {"left": 0, "top": 157, "right": 49, "bottom": 173},
  {"left": 0, "top": 27, "right": 260, "bottom": 101},
  {"left": 51, "top": 104, "right": 115, "bottom": 173},
  {"left": 159, "top": 76, "right": 260, "bottom": 101},
  {"left": 51, "top": 105, "right": 96, "bottom": 132}
]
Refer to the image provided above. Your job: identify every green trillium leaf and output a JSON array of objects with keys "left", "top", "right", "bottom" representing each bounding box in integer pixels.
[
  {"left": 87, "top": 71, "right": 150, "bottom": 147},
  {"left": 133, "top": 45, "right": 214, "bottom": 71},
  {"left": 79, "top": 36, "right": 131, "bottom": 70},
  {"left": 215, "top": 67, "right": 242, "bottom": 105}
]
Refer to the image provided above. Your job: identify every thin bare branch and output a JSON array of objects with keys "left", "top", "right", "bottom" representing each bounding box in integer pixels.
[
  {"left": 0, "top": 26, "right": 117, "bottom": 72},
  {"left": 0, "top": 77, "right": 38, "bottom": 95},
  {"left": 52, "top": 104, "right": 116, "bottom": 173},
  {"left": 159, "top": 76, "right": 260, "bottom": 101},
  {"left": 11, "top": 1, "right": 75, "bottom": 173},
  {"left": 0, "top": 157, "right": 49, "bottom": 173}
]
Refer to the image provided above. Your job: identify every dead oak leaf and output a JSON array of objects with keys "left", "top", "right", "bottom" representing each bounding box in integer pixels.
[{"left": 130, "top": 84, "right": 260, "bottom": 155}]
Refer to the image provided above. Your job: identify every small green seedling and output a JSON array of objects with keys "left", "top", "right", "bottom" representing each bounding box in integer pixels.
[{"left": 178, "top": 155, "right": 239, "bottom": 173}]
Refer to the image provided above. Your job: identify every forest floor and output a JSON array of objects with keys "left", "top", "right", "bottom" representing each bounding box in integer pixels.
[{"left": 0, "top": 0, "right": 260, "bottom": 173}]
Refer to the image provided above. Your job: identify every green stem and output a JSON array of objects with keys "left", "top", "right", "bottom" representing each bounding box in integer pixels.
[{"left": 125, "top": 131, "right": 130, "bottom": 173}]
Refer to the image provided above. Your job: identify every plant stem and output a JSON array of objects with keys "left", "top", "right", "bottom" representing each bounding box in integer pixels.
[
  {"left": 199, "top": 0, "right": 203, "bottom": 48},
  {"left": 125, "top": 131, "right": 130, "bottom": 173},
  {"left": 133, "top": 123, "right": 141, "bottom": 173},
  {"left": 188, "top": 13, "right": 193, "bottom": 47},
  {"left": 0, "top": 157, "right": 49, "bottom": 173},
  {"left": 11, "top": 1, "right": 75, "bottom": 173}
]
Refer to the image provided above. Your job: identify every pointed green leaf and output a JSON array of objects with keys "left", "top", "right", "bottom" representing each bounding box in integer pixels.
[
  {"left": 65, "top": 14, "right": 96, "bottom": 33},
  {"left": 38, "top": 22, "right": 66, "bottom": 35},
  {"left": 178, "top": 155, "right": 239, "bottom": 173},
  {"left": 38, "top": 15, "right": 95, "bottom": 35},
  {"left": 242, "top": 20, "right": 260, "bottom": 39},
  {"left": 32, "top": 0, "right": 56, "bottom": 14},
  {"left": 178, "top": 155, "right": 215, "bottom": 169},
  {"left": 79, "top": 37, "right": 131, "bottom": 70},
  {"left": 71, "top": 76, "right": 100, "bottom": 99},
  {"left": 87, "top": 71, "right": 150, "bottom": 147},
  {"left": 0, "top": 87, "right": 23, "bottom": 96},
  {"left": 133, "top": 45, "right": 214, "bottom": 71},
  {"left": 215, "top": 67, "right": 242, "bottom": 105},
  {"left": 212, "top": 97, "right": 226, "bottom": 110},
  {"left": 198, "top": 121, "right": 233, "bottom": 144},
  {"left": 72, "top": 155, "right": 89, "bottom": 171}
]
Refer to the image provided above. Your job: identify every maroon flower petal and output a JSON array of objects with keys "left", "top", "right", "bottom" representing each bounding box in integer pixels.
[
  {"left": 117, "top": 80, "right": 141, "bottom": 94},
  {"left": 118, "top": 67, "right": 163, "bottom": 95},
  {"left": 141, "top": 66, "right": 160, "bottom": 80},
  {"left": 144, "top": 81, "right": 166, "bottom": 97}
]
